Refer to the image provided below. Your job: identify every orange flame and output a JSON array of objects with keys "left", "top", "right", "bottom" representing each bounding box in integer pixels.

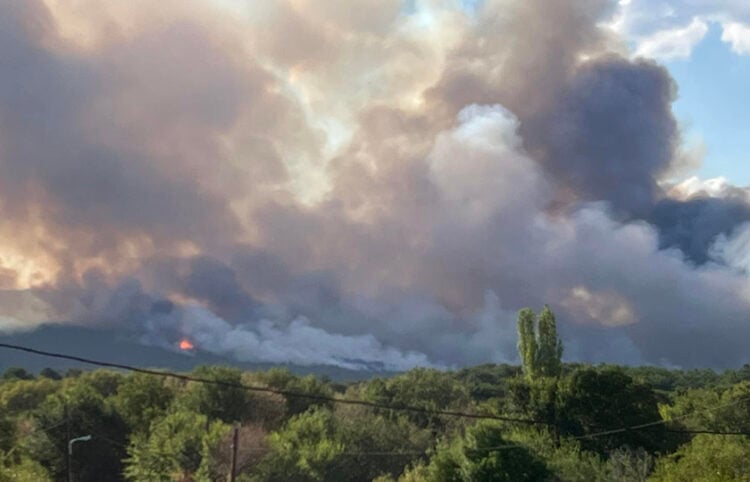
[{"left": 179, "top": 339, "right": 195, "bottom": 351}]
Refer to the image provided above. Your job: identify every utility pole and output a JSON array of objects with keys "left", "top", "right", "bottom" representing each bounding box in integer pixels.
[
  {"left": 229, "top": 424, "right": 239, "bottom": 482},
  {"left": 65, "top": 403, "right": 71, "bottom": 482}
]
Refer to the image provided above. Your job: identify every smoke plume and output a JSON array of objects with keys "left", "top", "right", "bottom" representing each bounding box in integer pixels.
[{"left": 2, "top": 0, "right": 750, "bottom": 370}]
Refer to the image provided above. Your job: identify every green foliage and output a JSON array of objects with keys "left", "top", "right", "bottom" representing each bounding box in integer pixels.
[
  {"left": 605, "top": 447, "right": 653, "bottom": 482},
  {"left": 252, "top": 405, "right": 430, "bottom": 482},
  {"left": 360, "top": 369, "right": 470, "bottom": 430},
  {"left": 507, "top": 428, "right": 608, "bottom": 482},
  {"left": 0, "top": 378, "right": 59, "bottom": 416},
  {"left": 0, "top": 417, "right": 15, "bottom": 453},
  {"left": 77, "top": 370, "right": 123, "bottom": 398},
  {"left": 112, "top": 372, "right": 174, "bottom": 434},
  {"left": 453, "top": 364, "right": 520, "bottom": 401},
  {"left": 252, "top": 408, "right": 344, "bottom": 481},
  {"left": 28, "top": 381, "right": 128, "bottom": 482},
  {"left": 664, "top": 381, "right": 750, "bottom": 433},
  {"left": 621, "top": 366, "right": 722, "bottom": 393},
  {"left": 0, "top": 451, "right": 51, "bottom": 482},
  {"left": 650, "top": 434, "right": 750, "bottom": 482},
  {"left": 334, "top": 406, "right": 432, "bottom": 480},
  {"left": 38, "top": 368, "right": 61, "bottom": 381},
  {"left": 124, "top": 409, "right": 229, "bottom": 481},
  {"left": 557, "top": 367, "right": 671, "bottom": 455},
  {"left": 65, "top": 368, "right": 83, "bottom": 378},
  {"left": 259, "top": 368, "right": 334, "bottom": 417},
  {"left": 4, "top": 355, "right": 750, "bottom": 482},
  {"left": 505, "top": 376, "right": 559, "bottom": 427},
  {"left": 517, "top": 308, "right": 538, "bottom": 379},
  {"left": 425, "top": 421, "right": 550, "bottom": 482},
  {"left": 180, "top": 365, "right": 248, "bottom": 423},
  {"left": 517, "top": 306, "right": 563, "bottom": 380},
  {"left": 536, "top": 306, "right": 563, "bottom": 378},
  {"left": 1, "top": 367, "right": 34, "bottom": 381}
]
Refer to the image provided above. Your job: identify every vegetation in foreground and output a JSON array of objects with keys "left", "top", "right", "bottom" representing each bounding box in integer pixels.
[{"left": 1, "top": 306, "right": 750, "bottom": 481}]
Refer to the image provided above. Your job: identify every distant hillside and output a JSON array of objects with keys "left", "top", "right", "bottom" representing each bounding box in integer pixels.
[{"left": 0, "top": 325, "right": 397, "bottom": 382}]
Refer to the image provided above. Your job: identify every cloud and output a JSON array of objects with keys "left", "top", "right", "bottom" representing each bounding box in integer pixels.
[
  {"left": 2, "top": 0, "right": 750, "bottom": 371},
  {"left": 634, "top": 18, "right": 708, "bottom": 60},
  {"left": 721, "top": 21, "right": 750, "bottom": 54},
  {"left": 611, "top": 0, "right": 750, "bottom": 58}
]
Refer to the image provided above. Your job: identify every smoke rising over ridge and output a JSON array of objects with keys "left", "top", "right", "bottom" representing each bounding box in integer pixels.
[{"left": 2, "top": 0, "right": 750, "bottom": 369}]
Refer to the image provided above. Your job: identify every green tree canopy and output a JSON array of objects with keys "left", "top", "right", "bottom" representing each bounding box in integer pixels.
[
  {"left": 179, "top": 365, "right": 248, "bottom": 423},
  {"left": 124, "top": 409, "right": 229, "bottom": 481},
  {"left": 28, "top": 382, "right": 127, "bottom": 482},
  {"left": 38, "top": 368, "right": 62, "bottom": 381},
  {"left": 536, "top": 306, "right": 563, "bottom": 378},
  {"left": 113, "top": 372, "right": 175, "bottom": 435},
  {"left": 650, "top": 434, "right": 750, "bottom": 482},
  {"left": 425, "top": 421, "right": 550, "bottom": 482},
  {"left": 2, "top": 367, "right": 34, "bottom": 381},
  {"left": 517, "top": 308, "right": 538, "bottom": 379},
  {"left": 517, "top": 306, "right": 563, "bottom": 380},
  {"left": 558, "top": 367, "right": 670, "bottom": 454}
]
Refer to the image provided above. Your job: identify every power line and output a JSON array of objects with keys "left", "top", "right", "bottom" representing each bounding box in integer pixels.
[
  {"left": 0, "top": 419, "right": 68, "bottom": 444},
  {"left": 0, "top": 342, "right": 544, "bottom": 425},
  {"left": 571, "top": 393, "right": 750, "bottom": 442},
  {"left": 2, "top": 341, "right": 749, "bottom": 457},
  {"left": 665, "top": 429, "right": 750, "bottom": 436}
]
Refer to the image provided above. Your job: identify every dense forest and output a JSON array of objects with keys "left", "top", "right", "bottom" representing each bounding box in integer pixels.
[{"left": 2, "top": 308, "right": 750, "bottom": 481}]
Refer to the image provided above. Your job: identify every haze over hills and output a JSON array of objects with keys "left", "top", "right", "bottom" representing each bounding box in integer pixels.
[{"left": 0, "top": 325, "right": 392, "bottom": 381}]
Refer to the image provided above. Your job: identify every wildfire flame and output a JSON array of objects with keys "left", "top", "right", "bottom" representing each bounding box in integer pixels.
[{"left": 178, "top": 338, "right": 195, "bottom": 351}]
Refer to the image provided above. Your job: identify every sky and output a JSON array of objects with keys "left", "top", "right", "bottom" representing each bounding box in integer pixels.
[
  {"left": 2, "top": 0, "right": 750, "bottom": 371},
  {"left": 612, "top": 0, "right": 750, "bottom": 184},
  {"left": 666, "top": 25, "right": 750, "bottom": 184}
]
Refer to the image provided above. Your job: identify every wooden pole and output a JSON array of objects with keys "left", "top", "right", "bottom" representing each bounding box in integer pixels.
[
  {"left": 229, "top": 424, "right": 239, "bottom": 482},
  {"left": 66, "top": 403, "right": 72, "bottom": 482}
]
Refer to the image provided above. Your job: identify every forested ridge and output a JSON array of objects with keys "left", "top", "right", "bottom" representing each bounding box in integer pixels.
[{"left": 2, "top": 308, "right": 750, "bottom": 481}]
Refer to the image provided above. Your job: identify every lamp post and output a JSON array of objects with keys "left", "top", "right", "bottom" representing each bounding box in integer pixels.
[{"left": 67, "top": 435, "right": 92, "bottom": 482}]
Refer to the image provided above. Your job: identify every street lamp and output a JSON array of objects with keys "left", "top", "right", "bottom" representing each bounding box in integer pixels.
[{"left": 68, "top": 435, "right": 92, "bottom": 482}]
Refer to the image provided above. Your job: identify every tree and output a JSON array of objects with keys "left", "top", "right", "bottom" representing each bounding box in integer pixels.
[
  {"left": 0, "top": 378, "right": 59, "bottom": 415},
  {"left": 180, "top": 366, "right": 248, "bottom": 423},
  {"left": 360, "top": 369, "right": 470, "bottom": 431},
  {"left": 2, "top": 367, "right": 34, "bottom": 381},
  {"left": 39, "top": 368, "right": 62, "bottom": 381},
  {"left": 0, "top": 452, "right": 51, "bottom": 482},
  {"left": 124, "top": 409, "right": 229, "bottom": 481},
  {"left": 251, "top": 408, "right": 344, "bottom": 482},
  {"left": 28, "top": 382, "right": 128, "bottom": 482},
  {"left": 505, "top": 428, "right": 608, "bottom": 482},
  {"left": 425, "top": 421, "right": 550, "bottom": 482},
  {"left": 664, "top": 381, "right": 750, "bottom": 433},
  {"left": 650, "top": 434, "right": 750, "bottom": 481},
  {"left": 0, "top": 416, "right": 14, "bottom": 453},
  {"left": 251, "top": 405, "right": 430, "bottom": 482},
  {"left": 203, "top": 423, "right": 270, "bottom": 480},
  {"left": 78, "top": 370, "right": 123, "bottom": 397},
  {"left": 557, "top": 368, "right": 671, "bottom": 454},
  {"left": 606, "top": 447, "right": 653, "bottom": 482},
  {"left": 536, "top": 306, "right": 563, "bottom": 378},
  {"left": 517, "top": 308, "right": 538, "bottom": 379},
  {"left": 259, "top": 368, "right": 334, "bottom": 418},
  {"left": 112, "top": 372, "right": 174, "bottom": 435}
]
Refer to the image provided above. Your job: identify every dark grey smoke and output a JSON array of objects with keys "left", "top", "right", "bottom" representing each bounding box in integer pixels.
[
  {"left": 526, "top": 55, "right": 678, "bottom": 216},
  {"left": 650, "top": 197, "right": 750, "bottom": 264}
]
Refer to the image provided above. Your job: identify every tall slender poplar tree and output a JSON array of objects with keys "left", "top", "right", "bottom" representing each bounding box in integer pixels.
[
  {"left": 537, "top": 305, "right": 563, "bottom": 378},
  {"left": 517, "top": 308, "right": 538, "bottom": 379}
]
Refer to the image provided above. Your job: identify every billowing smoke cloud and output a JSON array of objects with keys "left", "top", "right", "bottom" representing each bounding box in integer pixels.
[{"left": 2, "top": 0, "right": 750, "bottom": 370}]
